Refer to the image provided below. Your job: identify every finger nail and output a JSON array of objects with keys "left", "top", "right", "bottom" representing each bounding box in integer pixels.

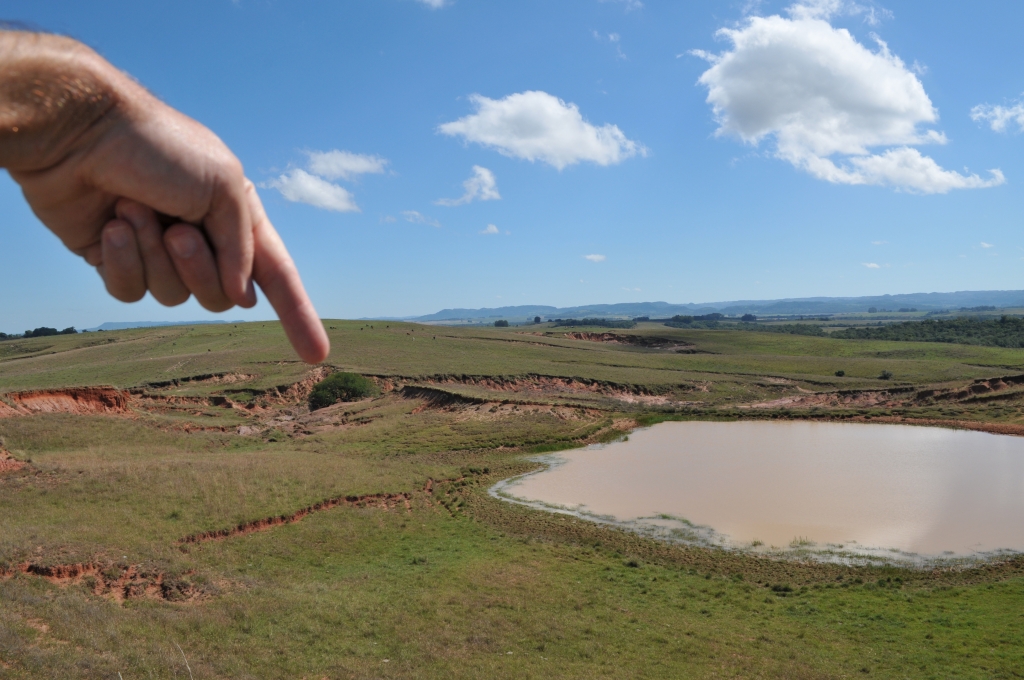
[
  {"left": 167, "top": 231, "right": 198, "bottom": 259},
  {"left": 243, "top": 279, "right": 257, "bottom": 306},
  {"left": 106, "top": 224, "right": 131, "bottom": 249}
]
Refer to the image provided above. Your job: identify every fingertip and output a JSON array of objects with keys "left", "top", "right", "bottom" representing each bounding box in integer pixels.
[{"left": 297, "top": 323, "right": 331, "bottom": 364}]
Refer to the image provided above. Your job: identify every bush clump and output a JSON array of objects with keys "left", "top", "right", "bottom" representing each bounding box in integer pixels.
[{"left": 309, "top": 372, "right": 379, "bottom": 410}]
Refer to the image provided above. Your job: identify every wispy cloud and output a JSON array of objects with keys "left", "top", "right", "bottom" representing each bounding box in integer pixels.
[
  {"left": 306, "top": 150, "right": 388, "bottom": 180},
  {"left": 593, "top": 31, "right": 627, "bottom": 59},
  {"left": 480, "top": 224, "right": 500, "bottom": 234},
  {"left": 439, "top": 91, "right": 645, "bottom": 170},
  {"left": 265, "top": 148, "right": 388, "bottom": 212},
  {"left": 862, "top": 262, "right": 881, "bottom": 269},
  {"left": 980, "top": 242, "right": 994, "bottom": 248},
  {"left": 598, "top": 0, "right": 643, "bottom": 12},
  {"left": 971, "top": 101, "right": 1024, "bottom": 133},
  {"left": 416, "top": 0, "right": 449, "bottom": 8},
  {"left": 402, "top": 210, "right": 441, "bottom": 228},
  {"left": 584, "top": 254, "right": 607, "bottom": 262},
  {"left": 264, "top": 169, "right": 359, "bottom": 213},
  {"left": 436, "top": 166, "right": 501, "bottom": 206}
]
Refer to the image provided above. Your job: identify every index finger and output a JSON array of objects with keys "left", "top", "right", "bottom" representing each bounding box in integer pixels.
[{"left": 246, "top": 181, "right": 330, "bottom": 364}]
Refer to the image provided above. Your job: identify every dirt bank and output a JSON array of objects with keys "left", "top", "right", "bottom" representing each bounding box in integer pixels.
[
  {"left": 0, "top": 562, "right": 203, "bottom": 602},
  {"left": 0, "top": 447, "right": 25, "bottom": 474},
  {"left": 0, "top": 387, "right": 130, "bottom": 417},
  {"left": 743, "top": 373, "right": 1024, "bottom": 411},
  {"left": 179, "top": 476, "right": 471, "bottom": 544},
  {"left": 559, "top": 332, "right": 698, "bottom": 352}
]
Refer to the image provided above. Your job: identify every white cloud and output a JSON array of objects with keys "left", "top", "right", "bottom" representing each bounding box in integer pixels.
[
  {"left": 971, "top": 101, "right": 1024, "bottom": 133},
  {"left": 980, "top": 242, "right": 994, "bottom": 248},
  {"left": 402, "top": 210, "right": 441, "bottom": 228},
  {"left": 306, "top": 150, "right": 388, "bottom": 180},
  {"left": 264, "top": 170, "right": 359, "bottom": 213},
  {"left": 416, "top": 0, "right": 449, "bottom": 8},
  {"left": 693, "top": 3, "right": 1004, "bottom": 193},
  {"left": 480, "top": 224, "right": 500, "bottom": 234},
  {"left": 438, "top": 91, "right": 645, "bottom": 170},
  {"left": 265, "top": 148, "right": 389, "bottom": 212},
  {"left": 584, "top": 254, "right": 607, "bottom": 262},
  {"left": 436, "top": 166, "right": 501, "bottom": 206},
  {"left": 862, "top": 262, "right": 881, "bottom": 269}
]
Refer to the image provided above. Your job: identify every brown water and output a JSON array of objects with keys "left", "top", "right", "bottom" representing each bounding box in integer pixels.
[{"left": 496, "top": 421, "right": 1024, "bottom": 560}]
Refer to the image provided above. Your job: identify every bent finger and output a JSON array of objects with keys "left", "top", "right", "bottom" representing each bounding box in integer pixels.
[
  {"left": 247, "top": 183, "right": 330, "bottom": 364},
  {"left": 204, "top": 167, "right": 256, "bottom": 308},
  {"left": 116, "top": 199, "right": 190, "bottom": 306},
  {"left": 100, "top": 220, "right": 147, "bottom": 302},
  {"left": 164, "top": 223, "right": 234, "bottom": 313}
]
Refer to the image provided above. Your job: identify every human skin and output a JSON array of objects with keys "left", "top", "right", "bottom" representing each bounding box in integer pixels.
[{"left": 0, "top": 30, "right": 330, "bottom": 363}]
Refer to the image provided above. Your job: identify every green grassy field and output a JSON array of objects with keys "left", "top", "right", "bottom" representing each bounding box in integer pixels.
[{"left": 2, "top": 321, "right": 1024, "bottom": 678}]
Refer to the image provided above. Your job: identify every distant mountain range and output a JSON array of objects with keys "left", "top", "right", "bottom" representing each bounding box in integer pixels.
[
  {"left": 72, "top": 290, "right": 1024, "bottom": 333},
  {"left": 404, "top": 290, "right": 1024, "bottom": 322},
  {"left": 85, "top": 320, "right": 245, "bottom": 332}
]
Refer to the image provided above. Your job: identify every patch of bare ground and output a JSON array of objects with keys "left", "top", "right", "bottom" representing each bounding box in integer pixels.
[
  {"left": 0, "top": 444, "right": 26, "bottom": 474},
  {"left": 741, "top": 373, "right": 1024, "bottom": 411},
  {"left": 557, "top": 331, "right": 701, "bottom": 353},
  {"left": 144, "top": 372, "right": 257, "bottom": 389},
  {"left": 0, "top": 562, "right": 206, "bottom": 603},
  {"left": 409, "top": 373, "right": 672, "bottom": 406},
  {"left": 824, "top": 415, "right": 1024, "bottom": 437},
  {"left": 0, "top": 387, "right": 130, "bottom": 418},
  {"left": 180, "top": 475, "right": 475, "bottom": 544}
]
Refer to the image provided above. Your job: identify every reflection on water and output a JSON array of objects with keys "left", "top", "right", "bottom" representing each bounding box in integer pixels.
[{"left": 494, "top": 421, "right": 1024, "bottom": 562}]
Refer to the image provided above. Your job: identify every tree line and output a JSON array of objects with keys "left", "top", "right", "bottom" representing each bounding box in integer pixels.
[
  {"left": 0, "top": 327, "right": 78, "bottom": 341},
  {"left": 831, "top": 316, "right": 1024, "bottom": 348}
]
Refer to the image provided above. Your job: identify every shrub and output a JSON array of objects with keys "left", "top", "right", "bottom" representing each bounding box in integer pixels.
[
  {"left": 878, "top": 370, "right": 893, "bottom": 380},
  {"left": 308, "top": 372, "right": 379, "bottom": 410},
  {"left": 834, "top": 370, "right": 845, "bottom": 377},
  {"left": 533, "top": 316, "right": 541, "bottom": 324},
  {"left": 741, "top": 313, "right": 757, "bottom": 322},
  {"left": 494, "top": 320, "right": 509, "bottom": 327}
]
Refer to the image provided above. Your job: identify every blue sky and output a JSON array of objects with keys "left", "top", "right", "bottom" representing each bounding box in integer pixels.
[{"left": 2, "top": 0, "right": 1024, "bottom": 332}]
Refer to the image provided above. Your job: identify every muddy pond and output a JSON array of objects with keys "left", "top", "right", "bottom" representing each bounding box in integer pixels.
[{"left": 492, "top": 421, "right": 1024, "bottom": 563}]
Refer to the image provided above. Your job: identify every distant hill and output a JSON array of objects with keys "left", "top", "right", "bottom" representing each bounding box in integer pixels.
[
  {"left": 85, "top": 320, "right": 245, "bottom": 332},
  {"left": 405, "top": 290, "right": 1024, "bottom": 323}
]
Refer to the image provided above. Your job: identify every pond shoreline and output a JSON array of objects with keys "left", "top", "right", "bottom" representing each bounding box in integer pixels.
[{"left": 493, "top": 419, "right": 1024, "bottom": 570}]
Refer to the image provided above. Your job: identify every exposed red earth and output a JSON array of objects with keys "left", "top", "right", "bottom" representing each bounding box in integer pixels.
[
  {"left": 179, "top": 477, "right": 466, "bottom": 544},
  {"left": 0, "top": 562, "right": 202, "bottom": 602},
  {"left": 0, "top": 387, "right": 129, "bottom": 417}
]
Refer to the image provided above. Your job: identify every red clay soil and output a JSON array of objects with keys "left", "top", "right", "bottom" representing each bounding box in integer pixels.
[
  {"left": 180, "top": 477, "right": 460, "bottom": 544},
  {"left": 0, "top": 449, "right": 25, "bottom": 474},
  {"left": 0, "top": 387, "right": 130, "bottom": 417},
  {"left": 0, "top": 562, "right": 201, "bottom": 602}
]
